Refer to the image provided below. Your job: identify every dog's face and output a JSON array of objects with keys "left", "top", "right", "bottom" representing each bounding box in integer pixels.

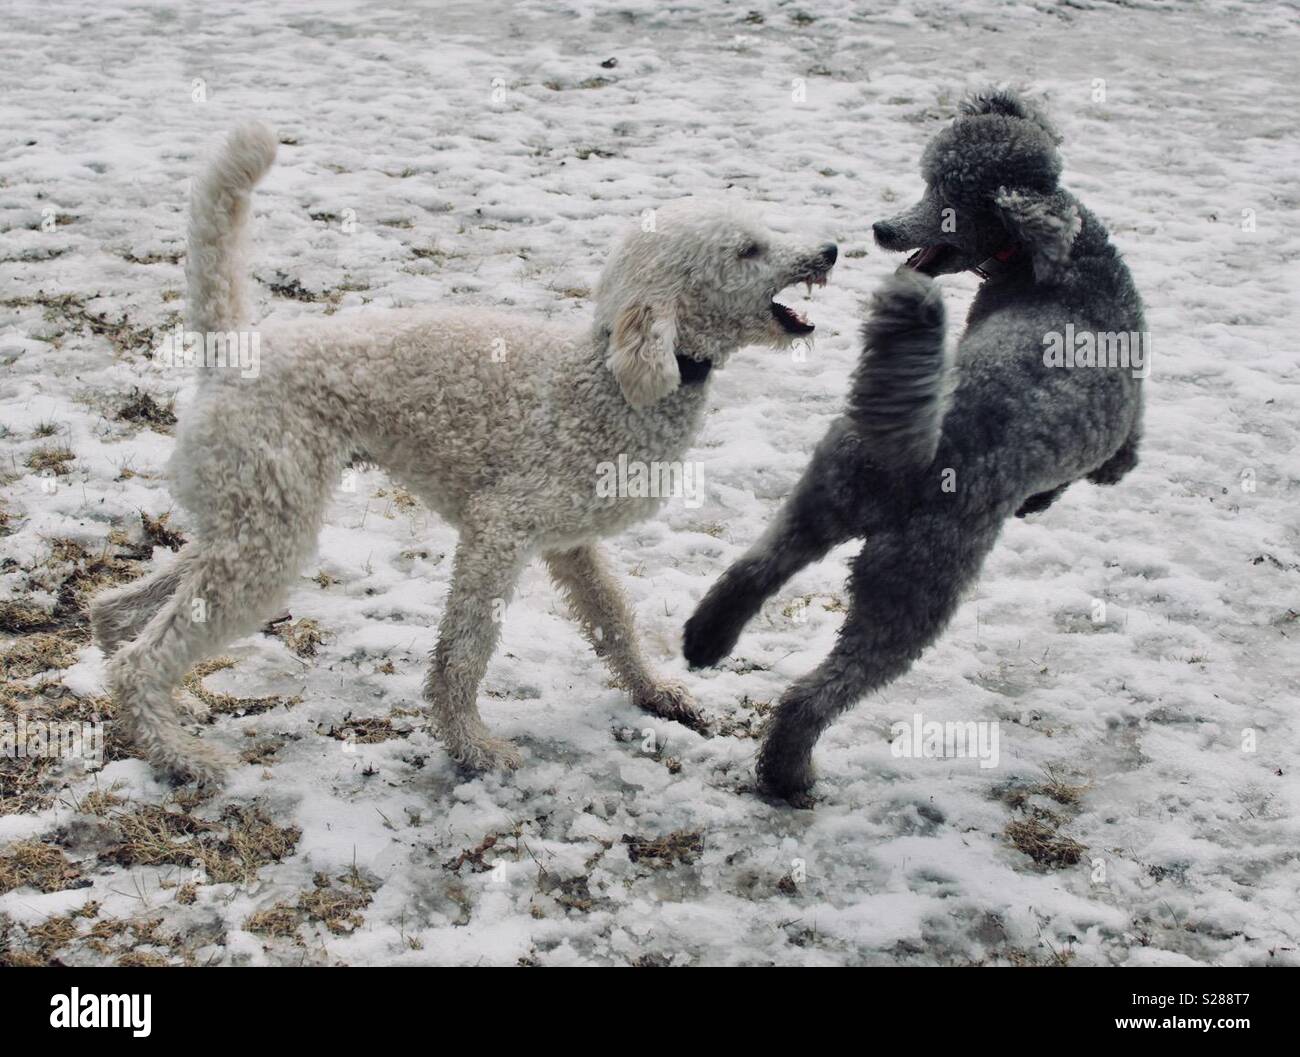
[
  {"left": 596, "top": 201, "right": 837, "bottom": 407},
  {"left": 873, "top": 89, "right": 1080, "bottom": 283}
]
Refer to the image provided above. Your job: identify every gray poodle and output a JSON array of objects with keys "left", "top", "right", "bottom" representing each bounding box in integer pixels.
[{"left": 683, "top": 88, "right": 1147, "bottom": 802}]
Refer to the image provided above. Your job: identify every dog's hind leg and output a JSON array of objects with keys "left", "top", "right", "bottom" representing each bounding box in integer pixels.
[
  {"left": 756, "top": 521, "right": 999, "bottom": 802},
  {"left": 106, "top": 458, "right": 335, "bottom": 783},
  {"left": 89, "top": 548, "right": 192, "bottom": 657},
  {"left": 546, "top": 544, "right": 704, "bottom": 730},
  {"left": 107, "top": 539, "right": 303, "bottom": 783},
  {"left": 425, "top": 511, "right": 532, "bottom": 772}
]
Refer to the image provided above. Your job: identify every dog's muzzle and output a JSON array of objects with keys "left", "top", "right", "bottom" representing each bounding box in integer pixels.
[{"left": 771, "top": 243, "right": 837, "bottom": 335}]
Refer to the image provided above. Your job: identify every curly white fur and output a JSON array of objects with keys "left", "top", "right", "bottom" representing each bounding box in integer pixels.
[{"left": 91, "top": 122, "right": 836, "bottom": 782}]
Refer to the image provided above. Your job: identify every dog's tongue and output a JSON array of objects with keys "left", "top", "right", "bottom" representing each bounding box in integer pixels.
[{"left": 904, "top": 246, "right": 946, "bottom": 274}]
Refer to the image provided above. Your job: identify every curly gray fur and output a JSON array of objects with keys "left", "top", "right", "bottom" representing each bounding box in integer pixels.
[
  {"left": 847, "top": 271, "right": 952, "bottom": 469},
  {"left": 684, "top": 87, "right": 1146, "bottom": 803}
]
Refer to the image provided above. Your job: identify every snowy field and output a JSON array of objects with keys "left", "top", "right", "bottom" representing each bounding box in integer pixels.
[{"left": 1, "top": 0, "right": 1297, "bottom": 966}]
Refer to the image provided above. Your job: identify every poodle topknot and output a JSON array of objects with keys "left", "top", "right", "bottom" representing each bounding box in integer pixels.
[
  {"left": 684, "top": 87, "right": 1146, "bottom": 803},
  {"left": 91, "top": 122, "right": 837, "bottom": 783}
]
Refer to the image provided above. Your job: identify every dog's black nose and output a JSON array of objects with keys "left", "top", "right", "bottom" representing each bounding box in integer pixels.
[
  {"left": 872, "top": 221, "right": 895, "bottom": 245},
  {"left": 820, "top": 242, "right": 838, "bottom": 264}
]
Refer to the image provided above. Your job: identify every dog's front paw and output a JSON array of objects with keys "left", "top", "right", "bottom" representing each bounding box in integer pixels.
[
  {"left": 870, "top": 269, "right": 944, "bottom": 331},
  {"left": 683, "top": 592, "right": 750, "bottom": 670},
  {"left": 449, "top": 734, "right": 522, "bottom": 774},
  {"left": 635, "top": 680, "right": 709, "bottom": 734}
]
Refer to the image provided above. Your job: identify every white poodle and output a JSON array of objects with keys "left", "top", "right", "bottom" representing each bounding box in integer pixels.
[{"left": 91, "top": 124, "right": 837, "bottom": 782}]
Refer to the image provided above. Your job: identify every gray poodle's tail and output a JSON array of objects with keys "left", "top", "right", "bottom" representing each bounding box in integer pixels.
[
  {"left": 847, "top": 271, "right": 952, "bottom": 470},
  {"left": 185, "top": 123, "right": 277, "bottom": 340}
]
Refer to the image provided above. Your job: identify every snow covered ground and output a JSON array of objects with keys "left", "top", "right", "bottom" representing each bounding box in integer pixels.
[{"left": 1, "top": 0, "right": 1297, "bottom": 966}]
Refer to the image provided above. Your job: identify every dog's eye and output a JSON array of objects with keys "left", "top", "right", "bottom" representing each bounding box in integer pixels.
[{"left": 738, "top": 242, "right": 763, "bottom": 259}]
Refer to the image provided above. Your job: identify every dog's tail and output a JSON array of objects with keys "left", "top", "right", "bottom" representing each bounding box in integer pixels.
[
  {"left": 848, "top": 270, "right": 952, "bottom": 470},
  {"left": 185, "top": 123, "right": 277, "bottom": 339}
]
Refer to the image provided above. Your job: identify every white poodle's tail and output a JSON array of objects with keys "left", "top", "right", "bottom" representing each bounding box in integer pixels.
[
  {"left": 848, "top": 271, "right": 953, "bottom": 470},
  {"left": 185, "top": 123, "right": 277, "bottom": 338}
]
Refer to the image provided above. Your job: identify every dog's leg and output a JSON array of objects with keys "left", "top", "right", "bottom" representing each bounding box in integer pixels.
[
  {"left": 756, "top": 522, "right": 998, "bottom": 803},
  {"left": 545, "top": 544, "right": 703, "bottom": 728},
  {"left": 107, "top": 535, "right": 308, "bottom": 784},
  {"left": 1087, "top": 424, "right": 1141, "bottom": 486},
  {"left": 1014, "top": 484, "right": 1069, "bottom": 518},
  {"left": 90, "top": 548, "right": 191, "bottom": 656},
  {"left": 683, "top": 488, "right": 843, "bottom": 669},
  {"left": 106, "top": 445, "right": 334, "bottom": 782},
  {"left": 425, "top": 519, "right": 531, "bottom": 772}
]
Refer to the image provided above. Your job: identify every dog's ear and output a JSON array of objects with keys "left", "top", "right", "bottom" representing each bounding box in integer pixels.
[
  {"left": 993, "top": 187, "right": 1081, "bottom": 285},
  {"left": 961, "top": 87, "right": 1062, "bottom": 144},
  {"left": 606, "top": 302, "right": 680, "bottom": 408}
]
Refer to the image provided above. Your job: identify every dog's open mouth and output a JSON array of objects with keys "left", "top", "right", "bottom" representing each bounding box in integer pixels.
[
  {"left": 771, "top": 269, "right": 830, "bottom": 335},
  {"left": 771, "top": 300, "right": 814, "bottom": 335},
  {"left": 903, "top": 244, "right": 957, "bottom": 277}
]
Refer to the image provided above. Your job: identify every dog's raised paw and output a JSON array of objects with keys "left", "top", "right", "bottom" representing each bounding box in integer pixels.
[
  {"left": 869, "top": 270, "right": 944, "bottom": 330},
  {"left": 681, "top": 614, "right": 724, "bottom": 669},
  {"left": 682, "top": 594, "right": 749, "bottom": 670}
]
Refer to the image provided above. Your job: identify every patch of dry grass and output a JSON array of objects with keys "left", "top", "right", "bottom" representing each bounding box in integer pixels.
[
  {"left": 0, "top": 840, "right": 84, "bottom": 894},
  {"left": 999, "top": 766, "right": 1090, "bottom": 810},
  {"left": 2, "top": 292, "right": 163, "bottom": 358},
  {"left": 1004, "top": 807, "right": 1086, "bottom": 869},
  {"left": 0, "top": 753, "right": 58, "bottom": 816},
  {"left": 74, "top": 787, "right": 126, "bottom": 816},
  {"left": 0, "top": 600, "right": 53, "bottom": 633},
  {"left": 245, "top": 868, "right": 376, "bottom": 939},
  {"left": 297, "top": 868, "right": 376, "bottom": 934},
  {"left": 0, "top": 687, "right": 96, "bottom": 818},
  {"left": 103, "top": 802, "right": 301, "bottom": 885},
  {"left": 622, "top": 830, "right": 703, "bottom": 868},
  {"left": 116, "top": 388, "right": 177, "bottom": 429},
  {"left": 0, "top": 901, "right": 102, "bottom": 966},
  {"left": 239, "top": 736, "right": 286, "bottom": 766},
  {"left": 245, "top": 905, "right": 300, "bottom": 938},
  {"left": 263, "top": 616, "right": 324, "bottom": 657},
  {"left": 373, "top": 486, "right": 419, "bottom": 516},
  {"left": 3, "top": 535, "right": 150, "bottom": 636},
  {"left": 324, "top": 712, "right": 411, "bottom": 745},
  {"left": 139, "top": 511, "right": 185, "bottom": 552},
  {"left": 0, "top": 632, "right": 81, "bottom": 680},
  {"left": 996, "top": 767, "right": 1089, "bottom": 870},
  {"left": 183, "top": 657, "right": 301, "bottom": 719},
  {"left": 25, "top": 445, "right": 75, "bottom": 475}
]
